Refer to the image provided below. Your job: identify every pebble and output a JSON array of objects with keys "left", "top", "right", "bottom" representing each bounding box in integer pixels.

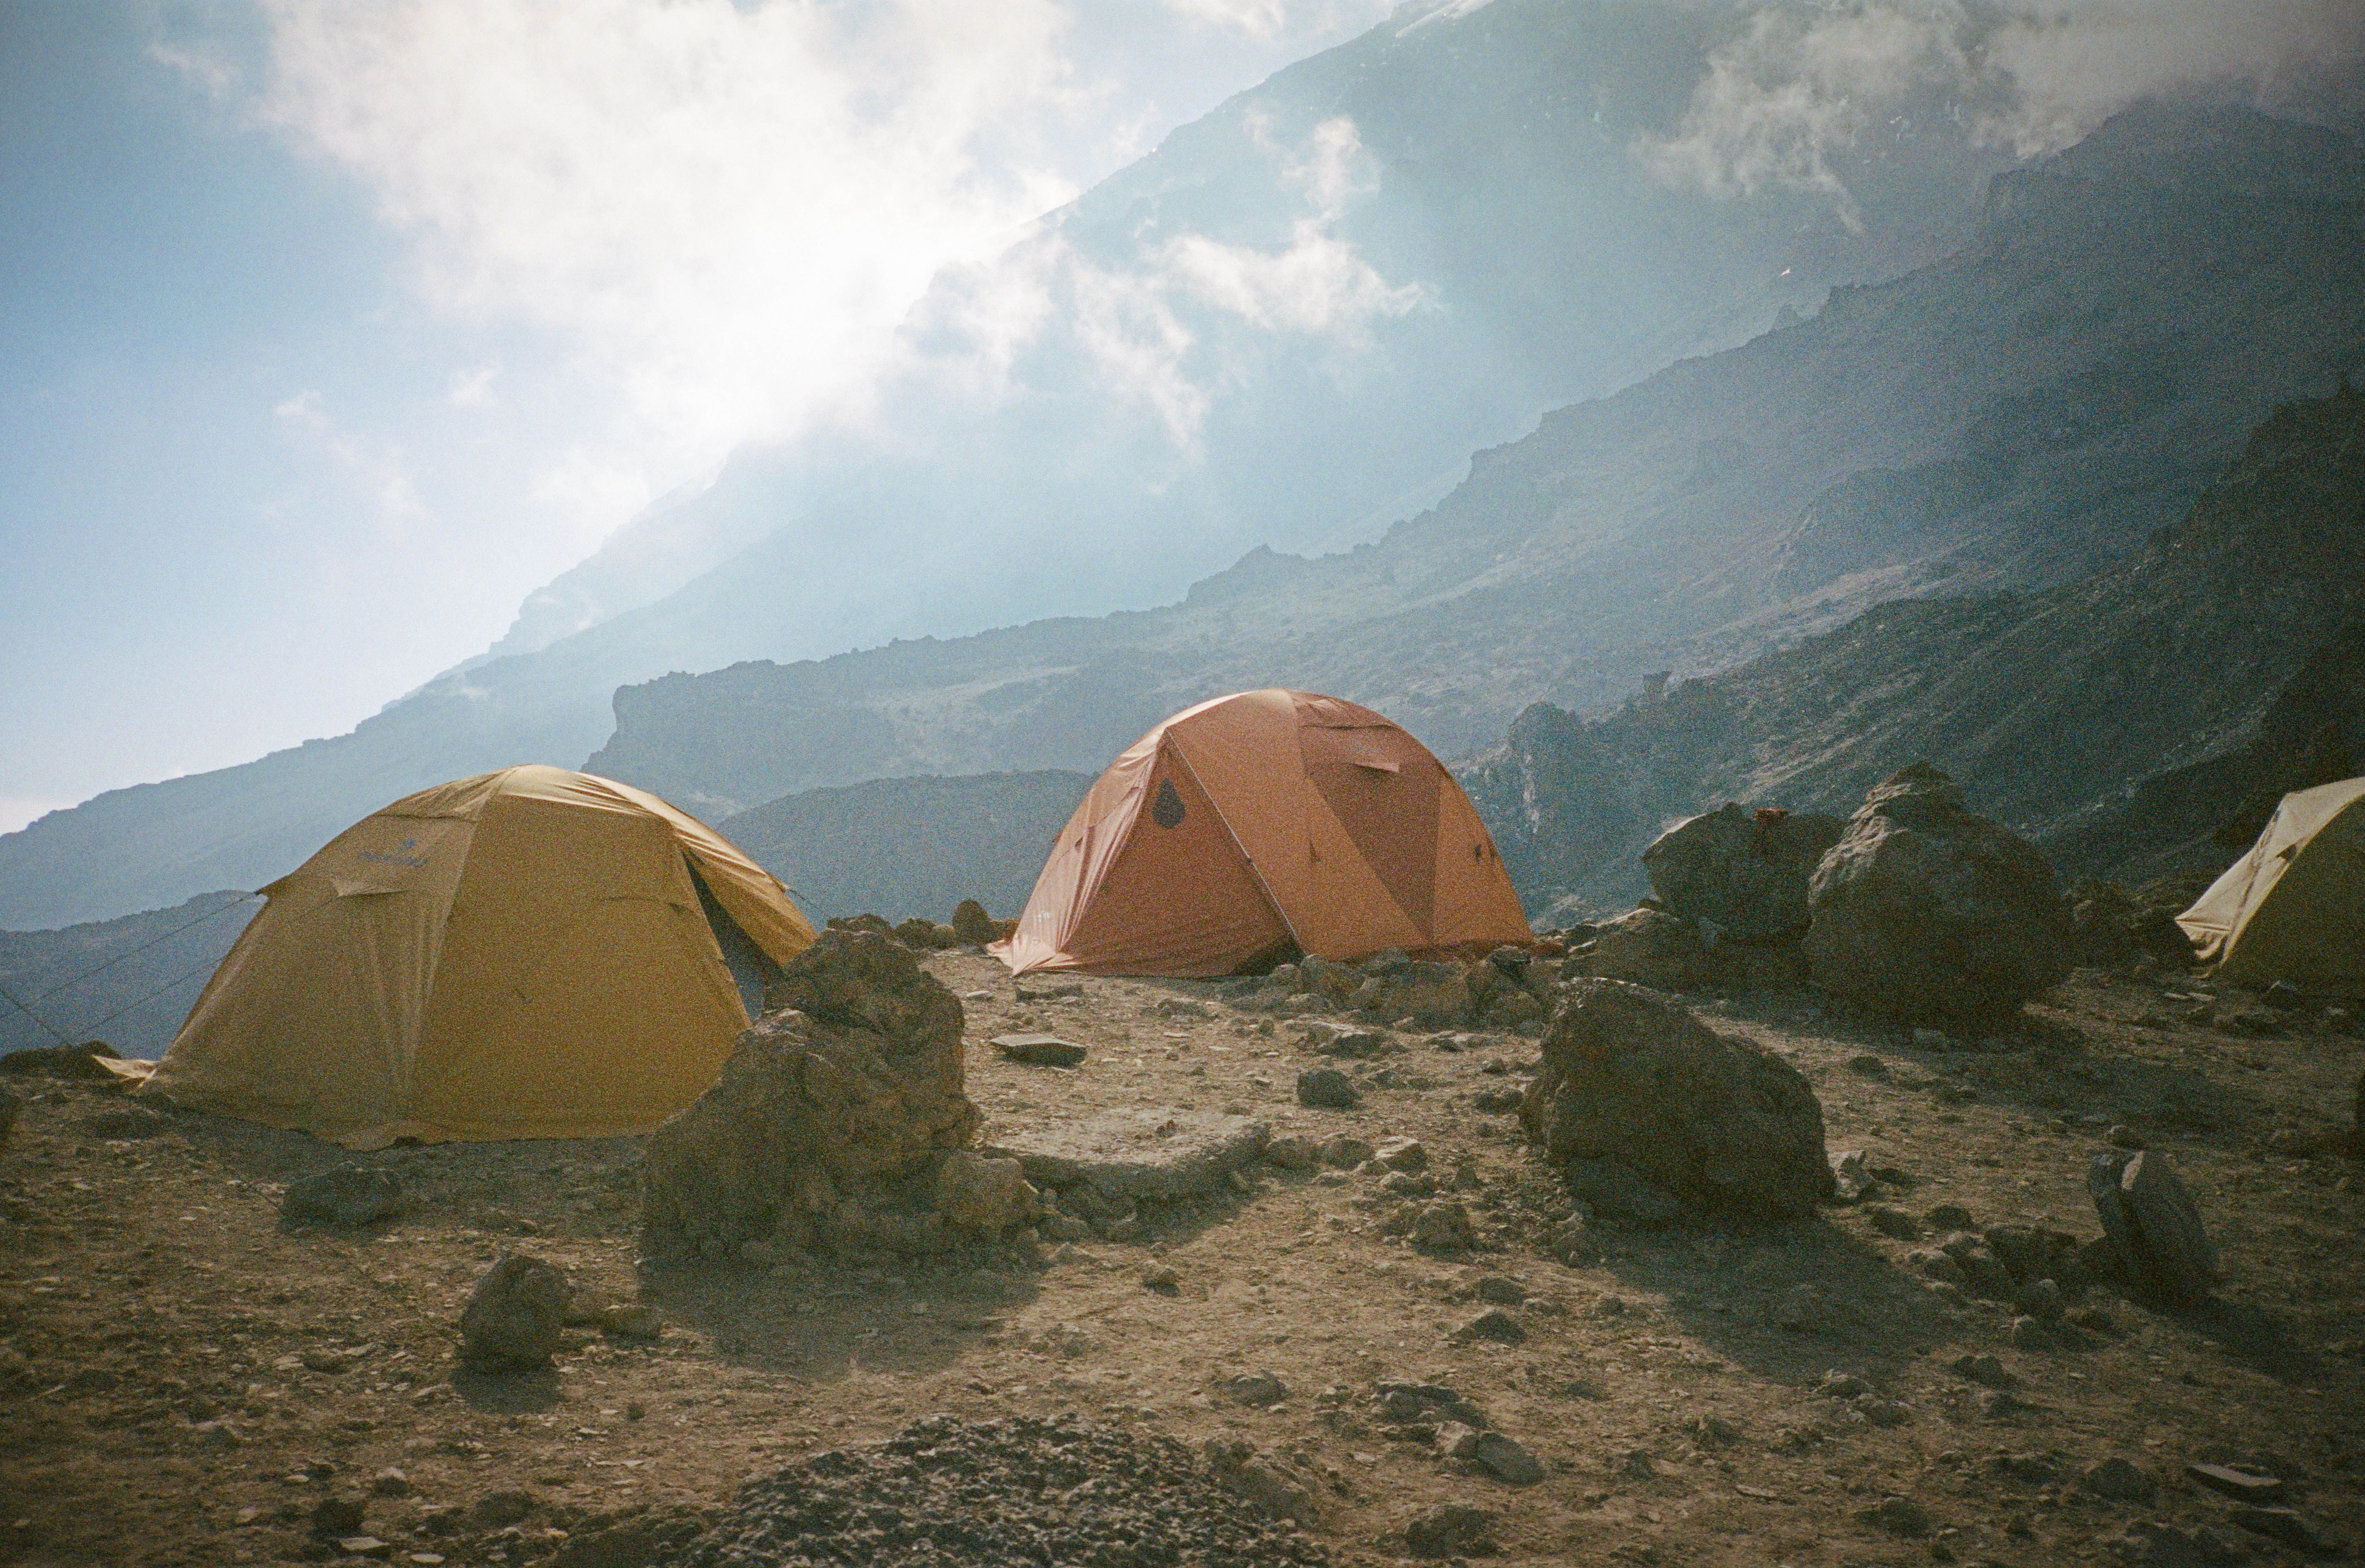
[
  {"left": 1863, "top": 1204, "right": 1921, "bottom": 1239},
  {"left": 369, "top": 1469, "right": 410, "bottom": 1497},
  {"left": 2079, "top": 1456, "right": 2158, "bottom": 1503},
  {"left": 1452, "top": 1307, "right": 1526, "bottom": 1344},
  {"left": 1296, "top": 1068, "right": 1360, "bottom": 1109},
  {"left": 1140, "top": 1263, "right": 1180, "bottom": 1293},
  {"left": 1374, "top": 1136, "right": 1429, "bottom": 1173},
  {"left": 1472, "top": 1431, "right": 1544, "bottom": 1485}
]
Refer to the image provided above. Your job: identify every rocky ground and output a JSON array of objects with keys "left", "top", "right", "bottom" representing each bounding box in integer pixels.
[{"left": 2, "top": 951, "right": 2360, "bottom": 1567}]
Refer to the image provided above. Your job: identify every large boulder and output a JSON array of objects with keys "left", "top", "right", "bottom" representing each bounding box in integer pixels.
[
  {"left": 1804, "top": 763, "right": 2072, "bottom": 1022},
  {"left": 1518, "top": 979, "right": 1833, "bottom": 1219},
  {"left": 1642, "top": 803, "right": 1844, "bottom": 944},
  {"left": 641, "top": 930, "right": 985, "bottom": 1258}
]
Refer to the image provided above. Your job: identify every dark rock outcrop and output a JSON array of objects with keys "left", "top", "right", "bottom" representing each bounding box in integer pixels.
[
  {"left": 640, "top": 931, "right": 987, "bottom": 1260},
  {"left": 1518, "top": 979, "right": 1832, "bottom": 1219},
  {"left": 1642, "top": 804, "right": 1844, "bottom": 943},
  {"left": 1806, "top": 764, "right": 2072, "bottom": 1022}
]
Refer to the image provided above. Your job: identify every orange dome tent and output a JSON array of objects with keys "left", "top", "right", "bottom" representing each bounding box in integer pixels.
[
  {"left": 994, "top": 690, "right": 1531, "bottom": 976},
  {"left": 135, "top": 766, "right": 816, "bottom": 1148}
]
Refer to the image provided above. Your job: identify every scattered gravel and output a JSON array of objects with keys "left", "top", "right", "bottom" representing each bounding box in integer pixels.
[{"left": 669, "top": 1414, "right": 1328, "bottom": 1568}]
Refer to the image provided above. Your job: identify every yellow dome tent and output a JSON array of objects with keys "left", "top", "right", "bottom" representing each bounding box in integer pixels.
[
  {"left": 995, "top": 689, "right": 1531, "bottom": 976},
  {"left": 136, "top": 766, "right": 815, "bottom": 1147},
  {"left": 2177, "top": 776, "right": 2365, "bottom": 996}
]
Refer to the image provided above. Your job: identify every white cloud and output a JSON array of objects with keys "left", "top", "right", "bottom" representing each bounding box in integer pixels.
[
  {"left": 444, "top": 362, "right": 498, "bottom": 409},
  {"left": 1163, "top": 0, "right": 1395, "bottom": 42},
  {"left": 1064, "top": 116, "right": 1427, "bottom": 449},
  {"left": 251, "top": 0, "right": 1086, "bottom": 536},
  {"left": 1643, "top": 0, "right": 2365, "bottom": 224}
]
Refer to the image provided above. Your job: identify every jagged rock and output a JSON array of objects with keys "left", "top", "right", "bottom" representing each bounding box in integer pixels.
[
  {"left": 641, "top": 931, "right": 981, "bottom": 1257},
  {"left": 1412, "top": 1201, "right": 1480, "bottom": 1252},
  {"left": 1805, "top": 764, "right": 2073, "bottom": 1021},
  {"left": 893, "top": 917, "right": 960, "bottom": 950},
  {"left": 458, "top": 1255, "right": 571, "bottom": 1371},
  {"left": 1519, "top": 979, "right": 1833, "bottom": 1219},
  {"left": 934, "top": 1151, "right": 1038, "bottom": 1234},
  {"left": 1406, "top": 1503, "right": 1496, "bottom": 1559},
  {"left": 1573, "top": 907, "right": 1712, "bottom": 990},
  {"left": 1642, "top": 803, "right": 1844, "bottom": 943},
  {"left": 2089, "top": 1149, "right": 2219, "bottom": 1305},
  {"left": 1202, "top": 1437, "right": 1318, "bottom": 1525},
  {"left": 950, "top": 900, "right": 1001, "bottom": 945},
  {"left": 282, "top": 1166, "right": 407, "bottom": 1227},
  {"left": 1297, "top": 1068, "right": 1360, "bottom": 1109}
]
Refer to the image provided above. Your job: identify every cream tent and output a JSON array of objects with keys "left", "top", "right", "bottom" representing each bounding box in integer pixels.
[
  {"left": 995, "top": 689, "right": 1531, "bottom": 976},
  {"left": 137, "top": 766, "right": 816, "bottom": 1147},
  {"left": 2177, "top": 776, "right": 2365, "bottom": 995}
]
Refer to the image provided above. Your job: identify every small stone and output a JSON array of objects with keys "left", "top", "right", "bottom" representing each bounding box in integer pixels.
[
  {"left": 1948, "top": 1353, "right": 2013, "bottom": 1388},
  {"left": 1375, "top": 1137, "right": 1429, "bottom": 1173},
  {"left": 2016, "top": 1277, "right": 2064, "bottom": 1321},
  {"left": 598, "top": 1303, "right": 663, "bottom": 1339},
  {"left": 1472, "top": 1431, "right": 1545, "bottom": 1484},
  {"left": 1319, "top": 1134, "right": 1374, "bottom": 1167},
  {"left": 369, "top": 1469, "right": 409, "bottom": 1498},
  {"left": 1856, "top": 1496, "right": 1933, "bottom": 1537},
  {"left": 458, "top": 1255, "right": 570, "bottom": 1371},
  {"left": 193, "top": 1418, "right": 241, "bottom": 1448},
  {"left": 1411, "top": 1201, "right": 1479, "bottom": 1253},
  {"left": 1453, "top": 1307, "right": 1526, "bottom": 1344},
  {"left": 1473, "top": 1277, "right": 1526, "bottom": 1304},
  {"left": 1925, "top": 1203, "right": 1976, "bottom": 1230},
  {"left": 992, "top": 1034, "right": 1088, "bottom": 1068},
  {"left": 1858, "top": 1398, "right": 1911, "bottom": 1428},
  {"left": 1863, "top": 1204, "right": 1921, "bottom": 1239},
  {"left": 1222, "top": 1371, "right": 1288, "bottom": 1406},
  {"left": 2111, "top": 1522, "right": 2248, "bottom": 1565},
  {"left": 1406, "top": 1502, "right": 1496, "bottom": 1558},
  {"left": 1141, "top": 1263, "right": 1180, "bottom": 1293},
  {"left": 301, "top": 1347, "right": 352, "bottom": 1374},
  {"left": 1264, "top": 1135, "right": 1318, "bottom": 1170},
  {"left": 935, "top": 1151, "right": 1038, "bottom": 1234},
  {"left": 1846, "top": 1055, "right": 1889, "bottom": 1075},
  {"left": 2185, "top": 1462, "right": 2284, "bottom": 1501},
  {"left": 1297, "top": 1068, "right": 1360, "bottom": 1109},
  {"left": 2080, "top": 1457, "right": 2158, "bottom": 1503},
  {"left": 2107, "top": 1124, "right": 2145, "bottom": 1150},
  {"left": 282, "top": 1166, "right": 406, "bottom": 1227},
  {"left": 1910, "top": 1249, "right": 1968, "bottom": 1288},
  {"left": 311, "top": 1496, "right": 366, "bottom": 1538},
  {"left": 2007, "top": 1315, "right": 2053, "bottom": 1349},
  {"left": 1434, "top": 1420, "right": 1482, "bottom": 1459},
  {"left": 337, "top": 1539, "right": 392, "bottom": 1560}
]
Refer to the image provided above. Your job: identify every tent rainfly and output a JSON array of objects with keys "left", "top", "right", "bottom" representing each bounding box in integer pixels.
[
  {"left": 995, "top": 689, "right": 1531, "bottom": 976},
  {"left": 137, "top": 765, "right": 816, "bottom": 1147},
  {"left": 2177, "top": 775, "right": 2365, "bottom": 996}
]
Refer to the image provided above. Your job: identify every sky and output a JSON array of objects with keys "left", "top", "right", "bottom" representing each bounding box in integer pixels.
[{"left": 0, "top": 0, "right": 1402, "bottom": 834}]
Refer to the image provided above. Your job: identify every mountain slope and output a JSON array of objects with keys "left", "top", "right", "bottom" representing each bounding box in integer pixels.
[
  {"left": 1460, "top": 380, "right": 2365, "bottom": 917},
  {"left": 0, "top": 0, "right": 2034, "bottom": 930},
  {"left": 578, "top": 105, "right": 2365, "bottom": 810}
]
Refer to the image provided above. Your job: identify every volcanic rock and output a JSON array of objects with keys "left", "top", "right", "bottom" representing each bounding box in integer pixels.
[
  {"left": 641, "top": 930, "right": 981, "bottom": 1257},
  {"left": 282, "top": 1166, "right": 407, "bottom": 1227},
  {"left": 1519, "top": 979, "right": 1832, "bottom": 1219},
  {"left": 950, "top": 899, "right": 1001, "bottom": 945},
  {"left": 1805, "top": 764, "right": 2072, "bottom": 1021},
  {"left": 1642, "top": 803, "right": 1844, "bottom": 943},
  {"left": 2089, "top": 1148, "right": 2219, "bottom": 1306},
  {"left": 458, "top": 1255, "right": 571, "bottom": 1371}
]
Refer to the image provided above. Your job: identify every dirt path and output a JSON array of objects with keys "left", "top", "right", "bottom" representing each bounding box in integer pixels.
[{"left": 2, "top": 956, "right": 2359, "bottom": 1566}]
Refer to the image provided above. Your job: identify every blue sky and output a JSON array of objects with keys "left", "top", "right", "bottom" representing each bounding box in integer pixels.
[{"left": 0, "top": 0, "right": 1400, "bottom": 833}]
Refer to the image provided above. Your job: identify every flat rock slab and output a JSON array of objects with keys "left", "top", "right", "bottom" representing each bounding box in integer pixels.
[
  {"left": 991, "top": 1034, "right": 1088, "bottom": 1068},
  {"left": 988, "top": 1108, "right": 1269, "bottom": 1200}
]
